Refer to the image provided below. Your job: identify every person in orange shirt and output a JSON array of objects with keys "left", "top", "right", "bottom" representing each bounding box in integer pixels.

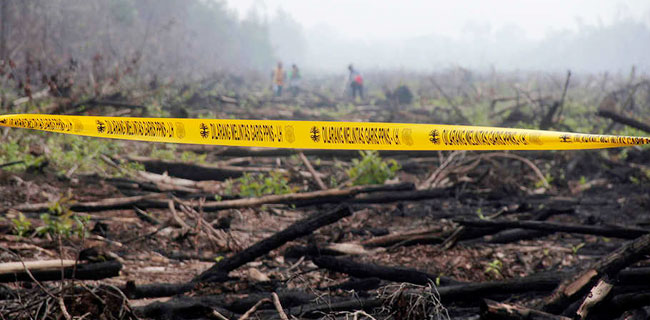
[{"left": 272, "top": 62, "right": 285, "bottom": 97}]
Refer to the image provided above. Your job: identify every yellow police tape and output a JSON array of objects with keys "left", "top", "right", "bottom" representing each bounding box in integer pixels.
[{"left": 0, "top": 113, "right": 648, "bottom": 151}]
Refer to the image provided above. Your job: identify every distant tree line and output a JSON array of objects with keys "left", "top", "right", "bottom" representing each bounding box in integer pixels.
[{"left": 0, "top": 0, "right": 284, "bottom": 93}]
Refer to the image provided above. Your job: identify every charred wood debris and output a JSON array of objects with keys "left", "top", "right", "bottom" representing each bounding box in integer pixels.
[{"left": 1, "top": 76, "right": 650, "bottom": 319}]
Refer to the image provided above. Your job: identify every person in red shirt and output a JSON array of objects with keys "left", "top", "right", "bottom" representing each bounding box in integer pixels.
[{"left": 348, "top": 64, "right": 364, "bottom": 100}]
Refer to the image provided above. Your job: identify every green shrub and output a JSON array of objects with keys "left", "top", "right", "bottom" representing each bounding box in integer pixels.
[
  {"left": 227, "top": 172, "right": 297, "bottom": 198},
  {"left": 35, "top": 197, "right": 90, "bottom": 238},
  {"left": 347, "top": 151, "right": 400, "bottom": 185},
  {"left": 36, "top": 212, "right": 90, "bottom": 239},
  {"left": 11, "top": 212, "right": 32, "bottom": 238},
  {"left": 485, "top": 259, "right": 502, "bottom": 277},
  {"left": 0, "top": 138, "right": 38, "bottom": 172}
]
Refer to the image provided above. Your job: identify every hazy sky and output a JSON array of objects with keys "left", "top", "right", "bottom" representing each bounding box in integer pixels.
[{"left": 224, "top": 0, "right": 650, "bottom": 40}]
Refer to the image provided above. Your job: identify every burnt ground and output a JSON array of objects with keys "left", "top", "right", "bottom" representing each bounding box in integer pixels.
[
  {"left": 1, "top": 70, "right": 650, "bottom": 319},
  {"left": 1, "top": 142, "right": 650, "bottom": 319}
]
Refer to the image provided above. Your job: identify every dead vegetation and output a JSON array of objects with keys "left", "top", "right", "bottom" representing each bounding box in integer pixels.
[{"left": 1, "top": 65, "right": 650, "bottom": 320}]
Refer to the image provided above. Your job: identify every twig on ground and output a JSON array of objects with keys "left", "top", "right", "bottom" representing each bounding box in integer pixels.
[
  {"left": 272, "top": 292, "right": 290, "bottom": 320},
  {"left": 419, "top": 151, "right": 464, "bottom": 189},
  {"left": 213, "top": 310, "right": 230, "bottom": 320},
  {"left": 238, "top": 298, "right": 271, "bottom": 320},
  {"left": 482, "top": 152, "right": 549, "bottom": 188},
  {"left": 58, "top": 297, "right": 72, "bottom": 320},
  {"left": 0, "top": 247, "right": 58, "bottom": 299},
  {"left": 299, "top": 151, "right": 327, "bottom": 190},
  {"left": 168, "top": 200, "right": 190, "bottom": 230}
]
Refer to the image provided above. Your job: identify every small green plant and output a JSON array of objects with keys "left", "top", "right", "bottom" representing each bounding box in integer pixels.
[
  {"left": 347, "top": 151, "right": 400, "bottom": 185},
  {"left": 36, "top": 213, "right": 90, "bottom": 238},
  {"left": 0, "top": 137, "right": 39, "bottom": 172},
  {"left": 476, "top": 208, "right": 487, "bottom": 220},
  {"left": 571, "top": 242, "right": 586, "bottom": 255},
  {"left": 36, "top": 197, "right": 90, "bottom": 238},
  {"left": 535, "top": 173, "right": 554, "bottom": 188},
  {"left": 46, "top": 134, "right": 121, "bottom": 175},
  {"left": 329, "top": 175, "right": 339, "bottom": 188},
  {"left": 222, "top": 179, "right": 235, "bottom": 195},
  {"left": 579, "top": 176, "right": 587, "bottom": 185},
  {"left": 149, "top": 144, "right": 177, "bottom": 160},
  {"left": 11, "top": 212, "right": 32, "bottom": 238},
  {"left": 115, "top": 161, "right": 145, "bottom": 177},
  {"left": 180, "top": 151, "right": 207, "bottom": 164},
  {"left": 485, "top": 259, "right": 502, "bottom": 277},
  {"left": 230, "top": 172, "right": 297, "bottom": 197}
]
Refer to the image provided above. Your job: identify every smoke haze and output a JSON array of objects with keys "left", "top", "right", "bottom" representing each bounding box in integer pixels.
[
  {"left": 230, "top": 0, "right": 650, "bottom": 73},
  {"left": 2, "top": 0, "right": 649, "bottom": 89}
]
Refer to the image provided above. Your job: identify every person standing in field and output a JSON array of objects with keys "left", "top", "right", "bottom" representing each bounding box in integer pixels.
[
  {"left": 272, "top": 62, "right": 285, "bottom": 97},
  {"left": 289, "top": 64, "right": 301, "bottom": 97},
  {"left": 348, "top": 64, "right": 364, "bottom": 100}
]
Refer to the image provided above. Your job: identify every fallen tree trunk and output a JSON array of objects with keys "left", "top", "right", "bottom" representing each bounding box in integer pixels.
[
  {"left": 349, "top": 188, "right": 450, "bottom": 205},
  {"left": 481, "top": 299, "right": 571, "bottom": 320},
  {"left": 185, "top": 183, "right": 414, "bottom": 211},
  {"left": 11, "top": 183, "right": 417, "bottom": 214},
  {"left": 284, "top": 298, "right": 383, "bottom": 319},
  {"left": 222, "top": 290, "right": 315, "bottom": 314},
  {"left": 157, "top": 250, "right": 218, "bottom": 262},
  {"left": 575, "top": 276, "right": 614, "bottom": 320},
  {"left": 194, "top": 205, "right": 353, "bottom": 282},
  {"left": 462, "top": 207, "right": 571, "bottom": 245},
  {"left": 123, "top": 281, "right": 195, "bottom": 299},
  {"left": 11, "top": 193, "right": 167, "bottom": 213},
  {"left": 126, "top": 156, "right": 323, "bottom": 181},
  {"left": 437, "top": 274, "right": 561, "bottom": 301},
  {"left": 0, "top": 260, "right": 77, "bottom": 274},
  {"left": 0, "top": 260, "right": 122, "bottom": 283},
  {"left": 134, "top": 290, "right": 315, "bottom": 319},
  {"left": 590, "top": 291, "right": 650, "bottom": 320},
  {"left": 284, "top": 273, "right": 566, "bottom": 319},
  {"left": 483, "top": 229, "right": 551, "bottom": 244},
  {"left": 133, "top": 296, "right": 238, "bottom": 320},
  {"left": 121, "top": 266, "right": 650, "bottom": 301},
  {"left": 597, "top": 109, "right": 650, "bottom": 133},
  {"left": 287, "top": 272, "right": 650, "bottom": 318},
  {"left": 360, "top": 227, "right": 444, "bottom": 247},
  {"left": 128, "top": 268, "right": 650, "bottom": 319},
  {"left": 541, "top": 233, "right": 650, "bottom": 314},
  {"left": 455, "top": 219, "right": 648, "bottom": 239},
  {"left": 313, "top": 260, "right": 650, "bottom": 303},
  {"left": 312, "top": 256, "right": 461, "bottom": 286}
]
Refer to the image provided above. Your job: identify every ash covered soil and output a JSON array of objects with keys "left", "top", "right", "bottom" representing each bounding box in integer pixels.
[{"left": 2, "top": 73, "right": 650, "bottom": 319}]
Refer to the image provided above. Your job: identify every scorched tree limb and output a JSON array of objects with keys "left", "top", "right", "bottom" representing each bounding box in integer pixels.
[{"left": 194, "top": 205, "right": 353, "bottom": 282}]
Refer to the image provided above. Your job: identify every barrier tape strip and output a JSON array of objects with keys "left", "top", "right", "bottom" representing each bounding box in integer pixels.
[{"left": 0, "top": 114, "right": 648, "bottom": 150}]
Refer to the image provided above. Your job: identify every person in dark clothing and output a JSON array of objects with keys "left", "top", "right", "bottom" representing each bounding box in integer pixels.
[
  {"left": 289, "top": 64, "right": 301, "bottom": 97},
  {"left": 348, "top": 64, "right": 364, "bottom": 100}
]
